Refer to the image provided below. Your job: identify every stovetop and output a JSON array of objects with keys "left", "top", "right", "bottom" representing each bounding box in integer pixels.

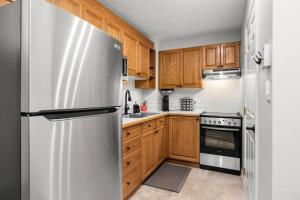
[{"left": 200, "top": 112, "right": 242, "bottom": 118}]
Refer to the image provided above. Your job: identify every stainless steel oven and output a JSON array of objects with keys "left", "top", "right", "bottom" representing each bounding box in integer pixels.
[{"left": 200, "top": 112, "right": 242, "bottom": 175}]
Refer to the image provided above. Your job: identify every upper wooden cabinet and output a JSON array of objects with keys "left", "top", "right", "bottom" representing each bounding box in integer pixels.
[
  {"left": 203, "top": 44, "right": 220, "bottom": 70},
  {"left": 82, "top": 2, "right": 106, "bottom": 31},
  {"left": 137, "top": 42, "right": 151, "bottom": 79},
  {"left": 159, "top": 48, "right": 202, "bottom": 89},
  {"left": 181, "top": 47, "right": 202, "bottom": 88},
  {"left": 48, "top": 0, "right": 82, "bottom": 17},
  {"left": 203, "top": 42, "right": 240, "bottom": 70},
  {"left": 123, "top": 31, "right": 139, "bottom": 76},
  {"left": 106, "top": 14, "right": 123, "bottom": 42},
  {"left": 221, "top": 42, "right": 240, "bottom": 68},
  {"left": 159, "top": 50, "right": 181, "bottom": 89},
  {"left": 168, "top": 116, "right": 200, "bottom": 163}
]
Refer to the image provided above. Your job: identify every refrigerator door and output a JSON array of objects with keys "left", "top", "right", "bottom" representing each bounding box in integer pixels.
[
  {"left": 21, "top": 109, "right": 122, "bottom": 200},
  {"left": 21, "top": 0, "right": 123, "bottom": 113}
]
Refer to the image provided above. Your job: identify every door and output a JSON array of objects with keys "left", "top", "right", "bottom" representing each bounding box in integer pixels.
[
  {"left": 123, "top": 31, "right": 138, "bottom": 76},
  {"left": 244, "top": 4, "right": 257, "bottom": 200},
  {"left": 159, "top": 51, "right": 181, "bottom": 88},
  {"left": 21, "top": 0, "right": 123, "bottom": 112},
  {"left": 154, "top": 127, "right": 165, "bottom": 164},
  {"left": 181, "top": 47, "right": 202, "bottom": 88},
  {"left": 137, "top": 42, "right": 150, "bottom": 78},
  {"left": 141, "top": 130, "right": 155, "bottom": 178},
  {"left": 48, "top": 0, "right": 82, "bottom": 17},
  {"left": 221, "top": 42, "right": 240, "bottom": 68},
  {"left": 106, "top": 16, "right": 122, "bottom": 42},
  {"left": 82, "top": 2, "right": 106, "bottom": 31},
  {"left": 168, "top": 116, "right": 200, "bottom": 162},
  {"left": 203, "top": 44, "right": 220, "bottom": 69},
  {"left": 21, "top": 109, "right": 122, "bottom": 200}
]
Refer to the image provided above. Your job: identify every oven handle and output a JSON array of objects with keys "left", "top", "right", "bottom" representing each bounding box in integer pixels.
[{"left": 201, "top": 126, "right": 240, "bottom": 132}]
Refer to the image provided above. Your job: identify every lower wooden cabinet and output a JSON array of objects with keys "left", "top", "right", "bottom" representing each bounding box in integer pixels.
[
  {"left": 168, "top": 116, "right": 200, "bottom": 162},
  {"left": 154, "top": 126, "right": 165, "bottom": 164},
  {"left": 123, "top": 164, "right": 142, "bottom": 199},
  {"left": 141, "top": 129, "right": 156, "bottom": 179}
]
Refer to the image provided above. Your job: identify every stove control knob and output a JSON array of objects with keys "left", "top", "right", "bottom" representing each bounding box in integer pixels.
[
  {"left": 213, "top": 120, "right": 216, "bottom": 124},
  {"left": 204, "top": 119, "right": 207, "bottom": 123},
  {"left": 209, "top": 120, "right": 212, "bottom": 124},
  {"left": 233, "top": 122, "right": 237, "bottom": 126},
  {"left": 218, "top": 121, "right": 221, "bottom": 125},
  {"left": 228, "top": 121, "right": 232, "bottom": 125}
]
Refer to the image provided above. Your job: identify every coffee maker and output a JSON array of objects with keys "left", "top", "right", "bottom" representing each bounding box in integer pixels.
[{"left": 161, "top": 89, "right": 174, "bottom": 111}]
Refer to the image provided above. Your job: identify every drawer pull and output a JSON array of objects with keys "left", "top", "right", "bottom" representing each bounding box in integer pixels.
[
  {"left": 126, "top": 161, "right": 131, "bottom": 165},
  {"left": 126, "top": 146, "right": 131, "bottom": 151},
  {"left": 148, "top": 124, "right": 152, "bottom": 127},
  {"left": 126, "top": 181, "right": 131, "bottom": 185},
  {"left": 126, "top": 132, "right": 131, "bottom": 136}
]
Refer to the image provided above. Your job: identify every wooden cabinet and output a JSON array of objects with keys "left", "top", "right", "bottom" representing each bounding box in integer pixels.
[
  {"left": 137, "top": 42, "right": 150, "bottom": 78},
  {"left": 203, "top": 42, "right": 240, "bottom": 70},
  {"left": 154, "top": 127, "right": 165, "bottom": 164},
  {"left": 82, "top": 2, "right": 106, "bottom": 30},
  {"left": 203, "top": 44, "right": 220, "bottom": 70},
  {"left": 181, "top": 47, "right": 202, "bottom": 88},
  {"left": 159, "top": 50, "right": 181, "bottom": 89},
  {"left": 123, "top": 31, "right": 138, "bottom": 76},
  {"left": 168, "top": 116, "right": 199, "bottom": 162},
  {"left": 48, "top": 0, "right": 82, "bottom": 17},
  {"left": 135, "top": 50, "right": 156, "bottom": 89},
  {"left": 221, "top": 42, "right": 240, "bottom": 68},
  {"left": 106, "top": 16, "right": 123, "bottom": 42},
  {"left": 159, "top": 48, "right": 202, "bottom": 89},
  {"left": 141, "top": 129, "right": 155, "bottom": 179}
]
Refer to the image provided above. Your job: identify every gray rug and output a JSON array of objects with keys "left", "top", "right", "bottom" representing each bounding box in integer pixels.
[{"left": 144, "top": 163, "right": 191, "bottom": 193}]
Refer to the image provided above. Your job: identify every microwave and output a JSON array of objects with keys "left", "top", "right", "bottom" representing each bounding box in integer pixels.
[{"left": 122, "top": 56, "right": 128, "bottom": 81}]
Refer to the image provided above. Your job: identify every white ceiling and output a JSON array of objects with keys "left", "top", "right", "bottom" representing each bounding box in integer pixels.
[{"left": 100, "top": 0, "right": 246, "bottom": 41}]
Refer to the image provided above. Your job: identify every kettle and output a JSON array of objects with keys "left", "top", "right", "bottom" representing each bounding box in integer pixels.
[{"left": 133, "top": 102, "right": 140, "bottom": 113}]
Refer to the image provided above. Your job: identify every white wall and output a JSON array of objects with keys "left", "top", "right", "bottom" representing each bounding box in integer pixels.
[{"left": 272, "top": 1, "right": 300, "bottom": 200}]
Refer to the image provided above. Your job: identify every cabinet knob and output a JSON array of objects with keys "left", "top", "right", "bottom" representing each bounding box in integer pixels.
[
  {"left": 126, "top": 181, "right": 131, "bottom": 185},
  {"left": 126, "top": 146, "right": 131, "bottom": 151},
  {"left": 126, "top": 132, "right": 131, "bottom": 136},
  {"left": 148, "top": 124, "right": 152, "bottom": 127},
  {"left": 126, "top": 161, "right": 131, "bottom": 165},
  {"left": 177, "top": 85, "right": 179, "bottom": 87}
]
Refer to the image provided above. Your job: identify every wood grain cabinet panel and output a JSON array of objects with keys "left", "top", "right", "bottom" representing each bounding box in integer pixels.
[
  {"left": 122, "top": 136, "right": 141, "bottom": 157},
  {"left": 168, "top": 116, "right": 200, "bottom": 162},
  {"left": 203, "top": 44, "right": 221, "bottom": 70},
  {"left": 221, "top": 42, "right": 240, "bottom": 68},
  {"left": 154, "top": 127, "right": 165, "bottom": 164},
  {"left": 159, "top": 51, "right": 181, "bottom": 89},
  {"left": 123, "top": 164, "right": 142, "bottom": 199},
  {"left": 137, "top": 42, "right": 151, "bottom": 78},
  {"left": 141, "top": 130, "right": 155, "bottom": 179},
  {"left": 181, "top": 47, "right": 202, "bottom": 88},
  {"left": 106, "top": 16, "right": 123, "bottom": 42},
  {"left": 82, "top": 3, "right": 106, "bottom": 30},
  {"left": 48, "top": 0, "right": 82, "bottom": 17},
  {"left": 123, "top": 31, "right": 138, "bottom": 76}
]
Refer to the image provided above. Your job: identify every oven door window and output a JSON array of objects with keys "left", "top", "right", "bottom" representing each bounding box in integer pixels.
[{"left": 205, "top": 130, "right": 235, "bottom": 150}]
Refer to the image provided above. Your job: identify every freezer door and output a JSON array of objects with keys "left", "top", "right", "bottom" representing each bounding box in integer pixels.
[
  {"left": 21, "top": 0, "right": 123, "bottom": 112},
  {"left": 21, "top": 109, "right": 122, "bottom": 200}
]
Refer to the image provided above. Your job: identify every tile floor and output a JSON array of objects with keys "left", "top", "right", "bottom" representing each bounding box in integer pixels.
[{"left": 129, "top": 167, "right": 245, "bottom": 200}]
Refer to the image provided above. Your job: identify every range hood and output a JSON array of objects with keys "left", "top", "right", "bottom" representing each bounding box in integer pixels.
[{"left": 203, "top": 68, "right": 241, "bottom": 80}]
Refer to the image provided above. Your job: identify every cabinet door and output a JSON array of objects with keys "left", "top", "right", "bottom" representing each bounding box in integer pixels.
[
  {"left": 181, "top": 47, "right": 202, "bottom": 88},
  {"left": 169, "top": 116, "right": 199, "bottom": 162},
  {"left": 137, "top": 42, "right": 150, "bottom": 78},
  {"left": 159, "top": 51, "right": 181, "bottom": 89},
  {"left": 221, "top": 42, "right": 240, "bottom": 68},
  {"left": 82, "top": 3, "right": 106, "bottom": 31},
  {"left": 154, "top": 127, "right": 165, "bottom": 165},
  {"left": 203, "top": 44, "right": 221, "bottom": 70},
  {"left": 141, "top": 130, "right": 155, "bottom": 179},
  {"left": 106, "top": 17, "right": 123, "bottom": 42},
  {"left": 123, "top": 31, "right": 138, "bottom": 76},
  {"left": 48, "top": 0, "right": 82, "bottom": 17}
]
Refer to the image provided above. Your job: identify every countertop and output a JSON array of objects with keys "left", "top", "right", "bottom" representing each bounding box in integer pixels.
[{"left": 122, "top": 109, "right": 204, "bottom": 128}]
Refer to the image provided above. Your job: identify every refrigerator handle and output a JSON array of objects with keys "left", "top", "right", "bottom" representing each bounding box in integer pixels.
[{"left": 42, "top": 107, "right": 121, "bottom": 121}]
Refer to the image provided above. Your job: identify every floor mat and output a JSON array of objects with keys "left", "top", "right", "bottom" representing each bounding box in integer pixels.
[{"left": 143, "top": 163, "right": 191, "bottom": 193}]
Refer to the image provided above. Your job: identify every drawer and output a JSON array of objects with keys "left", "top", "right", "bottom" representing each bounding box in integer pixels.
[
  {"left": 122, "top": 136, "right": 141, "bottom": 157},
  {"left": 142, "top": 120, "right": 156, "bottom": 133},
  {"left": 123, "top": 164, "right": 141, "bottom": 199},
  {"left": 156, "top": 117, "right": 165, "bottom": 128},
  {"left": 123, "top": 124, "right": 141, "bottom": 142},
  {"left": 122, "top": 149, "right": 141, "bottom": 175}
]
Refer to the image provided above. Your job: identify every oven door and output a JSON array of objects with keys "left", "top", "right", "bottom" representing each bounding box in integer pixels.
[{"left": 201, "top": 125, "right": 241, "bottom": 158}]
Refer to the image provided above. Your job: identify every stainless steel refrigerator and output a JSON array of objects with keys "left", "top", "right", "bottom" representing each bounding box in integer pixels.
[{"left": 0, "top": 1, "right": 123, "bottom": 200}]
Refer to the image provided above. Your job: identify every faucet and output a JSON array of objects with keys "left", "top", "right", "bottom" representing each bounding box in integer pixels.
[{"left": 124, "top": 90, "right": 132, "bottom": 115}]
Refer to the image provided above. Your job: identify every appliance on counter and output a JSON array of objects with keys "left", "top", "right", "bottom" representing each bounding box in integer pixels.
[
  {"left": 203, "top": 68, "right": 241, "bottom": 80},
  {"left": 133, "top": 102, "right": 140, "bottom": 113},
  {"left": 161, "top": 89, "right": 174, "bottom": 111},
  {"left": 0, "top": 1, "right": 123, "bottom": 200},
  {"left": 200, "top": 112, "right": 242, "bottom": 175},
  {"left": 180, "top": 97, "right": 195, "bottom": 111}
]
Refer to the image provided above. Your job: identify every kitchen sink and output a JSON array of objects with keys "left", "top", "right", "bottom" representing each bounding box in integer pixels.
[{"left": 122, "top": 112, "right": 160, "bottom": 118}]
